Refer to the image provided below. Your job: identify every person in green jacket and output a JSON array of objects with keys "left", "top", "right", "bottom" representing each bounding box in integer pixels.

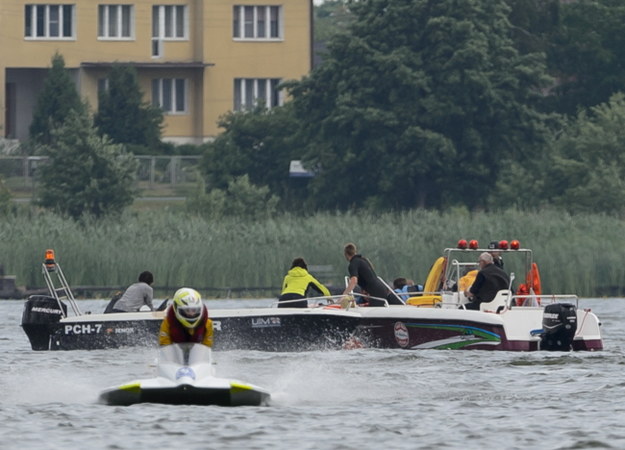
[{"left": 279, "top": 257, "right": 331, "bottom": 308}]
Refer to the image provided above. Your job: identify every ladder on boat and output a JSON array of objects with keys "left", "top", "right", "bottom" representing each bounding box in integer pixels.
[{"left": 42, "top": 249, "right": 81, "bottom": 317}]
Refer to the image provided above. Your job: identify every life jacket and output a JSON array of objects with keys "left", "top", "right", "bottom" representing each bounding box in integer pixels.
[
  {"left": 166, "top": 305, "right": 209, "bottom": 343},
  {"left": 515, "top": 263, "right": 541, "bottom": 306}
]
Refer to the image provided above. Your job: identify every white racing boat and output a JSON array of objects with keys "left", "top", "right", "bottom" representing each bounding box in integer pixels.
[{"left": 98, "top": 343, "right": 271, "bottom": 406}]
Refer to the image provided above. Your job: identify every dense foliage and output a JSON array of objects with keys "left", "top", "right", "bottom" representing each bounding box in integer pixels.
[
  {"left": 295, "top": 0, "right": 553, "bottom": 210},
  {"left": 197, "top": 0, "right": 625, "bottom": 217},
  {"left": 314, "top": 0, "right": 354, "bottom": 42},
  {"left": 546, "top": 0, "right": 625, "bottom": 115},
  {"left": 21, "top": 1, "right": 625, "bottom": 220},
  {"left": 542, "top": 93, "right": 625, "bottom": 214},
  {"left": 0, "top": 209, "right": 623, "bottom": 298},
  {"left": 94, "top": 65, "right": 164, "bottom": 154},
  {"left": 200, "top": 105, "right": 301, "bottom": 205},
  {"left": 36, "top": 110, "right": 138, "bottom": 219},
  {"left": 188, "top": 174, "right": 279, "bottom": 220},
  {"left": 29, "top": 53, "right": 85, "bottom": 146}
]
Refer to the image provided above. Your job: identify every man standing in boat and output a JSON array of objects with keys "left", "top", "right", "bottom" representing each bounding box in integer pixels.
[
  {"left": 464, "top": 252, "right": 509, "bottom": 310},
  {"left": 341, "top": 243, "right": 404, "bottom": 306}
]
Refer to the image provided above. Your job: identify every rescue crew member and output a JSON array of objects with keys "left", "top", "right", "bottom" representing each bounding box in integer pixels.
[
  {"left": 111, "top": 271, "right": 154, "bottom": 312},
  {"left": 279, "top": 257, "right": 331, "bottom": 308},
  {"left": 488, "top": 241, "right": 504, "bottom": 269},
  {"left": 341, "top": 243, "right": 404, "bottom": 307},
  {"left": 159, "top": 287, "right": 213, "bottom": 347},
  {"left": 464, "top": 253, "right": 510, "bottom": 310}
]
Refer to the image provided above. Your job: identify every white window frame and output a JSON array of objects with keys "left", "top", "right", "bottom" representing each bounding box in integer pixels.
[
  {"left": 234, "top": 78, "right": 283, "bottom": 111},
  {"left": 233, "top": 5, "right": 283, "bottom": 40},
  {"left": 152, "top": 5, "right": 188, "bottom": 40},
  {"left": 24, "top": 4, "right": 75, "bottom": 40},
  {"left": 98, "top": 5, "right": 134, "bottom": 40},
  {"left": 151, "top": 78, "right": 188, "bottom": 114},
  {"left": 152, "top": 5, "right": 188, "bottom": 58}
]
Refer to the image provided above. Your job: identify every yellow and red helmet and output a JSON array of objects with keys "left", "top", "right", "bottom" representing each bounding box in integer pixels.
[{"left": 172, "top": 288, "right": 203, "bottom": 329}]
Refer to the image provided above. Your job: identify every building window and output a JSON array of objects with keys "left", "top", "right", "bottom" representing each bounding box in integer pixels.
[
  {"left": 152, "top": 5, "right": 187, "bottom": 39},
  {"left": 25, "top": 4, "right": 74, "bottom": 39},
  {"left": 152, "top": 78, "right": 187, "bottom": 113},
  {"left": 234, "top": 78, "right": 282, "bottom": 111},
  {"left": 152, "top": 5, "right": 187, "bottom": 57},
  {"left": 233, "top": 6, "right": 282, "bottom": 39},
  {"left": 98, "top": 5, "right": 133, "bottom": 39}
]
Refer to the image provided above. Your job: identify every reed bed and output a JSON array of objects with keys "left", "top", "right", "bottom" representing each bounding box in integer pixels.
[{"left": 0, "top": 208, "right": 623, "bottom": 298}]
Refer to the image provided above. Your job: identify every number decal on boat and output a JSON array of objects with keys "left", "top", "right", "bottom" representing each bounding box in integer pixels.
[{"left": 64, "top": 323, "right": 103, "bottom": 335}]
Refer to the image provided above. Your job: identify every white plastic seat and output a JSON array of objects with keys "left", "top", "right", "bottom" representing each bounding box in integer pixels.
[{"left": 479, "top": 290, "right": 510, "bottom": 313}]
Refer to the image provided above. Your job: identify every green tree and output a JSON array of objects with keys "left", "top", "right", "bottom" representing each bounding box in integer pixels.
[
  {"left": 37, "top": 110, "right": 138, "bottom": 219},
  {"left": 94, "top": 64, "right": 163, "bottom": 153},
  {"left": 546, "top": 0, "right": 625, "bottom": 115},
  {"left": 540, "top": 93, "right": 625, "bottom": 214},
  {"left": 315, "top": 0, "right": 354, "bottom": 42},
  {"left": 189, "top": 175, "right": 279, "bottom": 220},
  {"left": 29, "top": 53, "right": 85, "bottom": 146},
  {"left": 506, "top": 0, "right": 560, "bottom": 55},
  {"left": 288, "top": 0, "right": 551, "bottom": 210},
  {"left": 200, "top": 105, "right": 303, "bottom": 207}
]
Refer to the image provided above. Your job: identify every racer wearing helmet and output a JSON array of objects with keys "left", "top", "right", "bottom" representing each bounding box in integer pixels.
[{"left": 159, "top": 288, "right": 213, "bottom": 347}]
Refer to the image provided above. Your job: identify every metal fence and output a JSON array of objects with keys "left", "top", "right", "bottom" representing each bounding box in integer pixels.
[{"left": 0, "top": 155, "right": 202, "bottom": 196}]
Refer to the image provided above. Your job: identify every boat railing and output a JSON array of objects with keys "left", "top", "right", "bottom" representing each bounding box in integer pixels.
[
  {"left": 270, "top": 293, "right": 390, "bottom": 309},
  {"left": 428, "top": 289, "right": 580, "bottom": 310},
  {"left": 41, "top": 251, "right": 81, "bottom": 318},
  {"left": 510, "top": 294, "right": 579, "bottom": 308}
]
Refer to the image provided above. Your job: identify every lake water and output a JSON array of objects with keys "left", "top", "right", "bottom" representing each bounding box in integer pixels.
[{"left": 1, "top": 298, "right": 623, "bottom": 449}]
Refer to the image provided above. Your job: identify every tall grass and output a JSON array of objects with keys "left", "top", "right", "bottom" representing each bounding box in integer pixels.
[{"left": 0, "top": 208, "right": 623, "bottom": 297}]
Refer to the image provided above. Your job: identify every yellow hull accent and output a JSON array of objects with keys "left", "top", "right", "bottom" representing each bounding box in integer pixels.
[
  {"left": 230, "top": 382, "right": 254, "bottom": 392},
  {"left": 119, "top": 382, "right": 141, "bottom": 393}
]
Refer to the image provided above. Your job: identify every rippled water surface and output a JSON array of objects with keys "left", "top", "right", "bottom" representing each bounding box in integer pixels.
[{"left": 1, "top": 298, "right": 623, "bottom": 449}]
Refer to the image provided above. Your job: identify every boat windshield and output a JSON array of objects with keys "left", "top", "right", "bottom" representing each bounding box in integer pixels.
[{"left": 441, "top": 248, "right": 533, "bottom": 292}]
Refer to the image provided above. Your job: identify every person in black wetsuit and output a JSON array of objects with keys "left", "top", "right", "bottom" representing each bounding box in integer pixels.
[
  {"left": 464, "top": 252, "right": 510, "bottom": 310},
  {"left": 341, "top": 243, "right": 404, "bottom": 306},
  {"left": 488, "top": 241, "right": 504, "bottom": 269}
]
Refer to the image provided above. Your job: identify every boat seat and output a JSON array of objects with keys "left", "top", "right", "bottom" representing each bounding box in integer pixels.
[{"left": 479, "top": 290, "right": 510, "bottom": 313}]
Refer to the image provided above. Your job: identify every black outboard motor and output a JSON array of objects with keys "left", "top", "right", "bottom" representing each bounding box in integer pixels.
[
  {"left": 540, "top": 303, "right": 577, "bottom": 351},
  {"left": 21, "top": 295, "right": 67, "bottom": 350}
]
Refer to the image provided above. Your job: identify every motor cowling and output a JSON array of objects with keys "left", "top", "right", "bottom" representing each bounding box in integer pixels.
[
  {"left": 21, "top": 295, "right": 67, "bottom": 350},
  {"left": 22, "top": 295, "right": 67, "bottom": 324},
  {"left": 540, "top": 303, "right": 577, "bottom": 351}
]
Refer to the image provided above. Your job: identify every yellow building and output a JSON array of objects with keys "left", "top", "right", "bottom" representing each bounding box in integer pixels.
[{"left": 0, "top": 1, "right": 313, "bottom": 144}]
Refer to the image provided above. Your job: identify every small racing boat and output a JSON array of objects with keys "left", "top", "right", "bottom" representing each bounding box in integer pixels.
[{"left": 98, "top": 343, "right": 271, "bottom": 406}]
